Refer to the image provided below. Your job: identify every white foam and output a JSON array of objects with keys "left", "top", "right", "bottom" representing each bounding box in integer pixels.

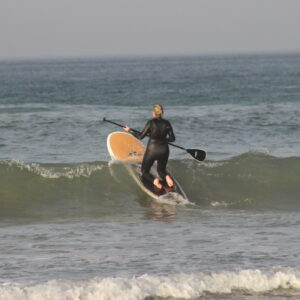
[
  {"left": 3, "top": 160, "right": 104, "bottom": 179},
  {"left": 202, "top": 161, "right": 228, "bottom": 168},
  {"left": 210, "top": 201, "right": 230, "bottom": 208},
  {"left": 1, "top": 269, "right": 300, "bottom": 300},
  {"left": 158, "top": 192, "right": 192, "bottom": 206}
]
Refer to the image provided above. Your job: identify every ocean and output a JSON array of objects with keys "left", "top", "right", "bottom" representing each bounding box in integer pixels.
[{"left": 0, "top": 53, "right": 299, "bottom": 300}]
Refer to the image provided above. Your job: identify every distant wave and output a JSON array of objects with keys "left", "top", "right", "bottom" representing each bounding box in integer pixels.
[
  {"left": 0, "top": 268, "right": 299, "bottom": 300},
  {"left": 1, "top": 152, "right": 300, "bottom": 219}
]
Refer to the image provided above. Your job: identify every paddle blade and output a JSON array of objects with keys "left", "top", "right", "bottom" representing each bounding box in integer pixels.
[{"left": 187, "top": 149, "right": 206, "bottom": 161}]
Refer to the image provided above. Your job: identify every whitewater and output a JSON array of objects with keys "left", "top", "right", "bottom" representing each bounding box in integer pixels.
[{"left": 0, "top": 53, "right": 300, "bottom": 299}]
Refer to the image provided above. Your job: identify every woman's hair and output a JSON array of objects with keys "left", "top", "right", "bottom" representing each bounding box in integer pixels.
[{"left": 152, "top": 104, "right": 164, "bottom": 117}]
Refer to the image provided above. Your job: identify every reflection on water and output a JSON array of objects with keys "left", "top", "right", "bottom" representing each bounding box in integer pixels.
[
  {"left": 135, "top": 191, "right": 178, "bottom": 222},
  {"left": 146, "top": 202, "right": 177, "bottom": 222}
]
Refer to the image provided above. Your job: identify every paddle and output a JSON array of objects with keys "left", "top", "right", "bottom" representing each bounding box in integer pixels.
[{"left": 103, "top": 117, "right": 206, "bottom": 161}]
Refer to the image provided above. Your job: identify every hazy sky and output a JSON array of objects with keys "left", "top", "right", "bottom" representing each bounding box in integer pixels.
[{"left": 1, "top": 0, "right": 300, "bottom": 59}]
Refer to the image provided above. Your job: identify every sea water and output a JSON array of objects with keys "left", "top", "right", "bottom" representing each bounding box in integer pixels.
[{"left": 0, "top": 53, "right": 300, "bottom": 299}]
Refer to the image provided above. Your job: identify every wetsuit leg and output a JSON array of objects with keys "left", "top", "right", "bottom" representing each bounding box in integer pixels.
[
  {"left": 141, "top": 142, "right": 170, "bottom": 184},
  {"left": 141, "top": 149, "right": 156, "bottom": 183},
  {"left": 157, "top": 147, "right": 169, "bottom": 180}
]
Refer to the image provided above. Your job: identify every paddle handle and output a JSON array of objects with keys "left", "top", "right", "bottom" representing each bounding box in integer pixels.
[{"left": 103, "top": 118, "right": 140, "bottom": 134}]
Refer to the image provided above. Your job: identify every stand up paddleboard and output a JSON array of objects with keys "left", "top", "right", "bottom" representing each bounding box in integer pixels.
[{"left": 107, "top": 131, "right": 188, "bottom": 203}]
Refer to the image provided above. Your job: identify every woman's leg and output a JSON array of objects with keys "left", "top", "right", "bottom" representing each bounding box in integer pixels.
[
  {"left": 157, "top": 147, "right": 173, "bottom": 187},
  {"left": 141, "top": 150, "right": 162, "bottom": 188}
]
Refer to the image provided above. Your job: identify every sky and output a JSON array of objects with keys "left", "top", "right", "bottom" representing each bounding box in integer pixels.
[{"left": 0, "top": 0, "right": 300, "bottom": 59}]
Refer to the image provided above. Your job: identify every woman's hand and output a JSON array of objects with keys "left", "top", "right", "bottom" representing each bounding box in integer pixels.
[{"left": 123, "top": 126, "right": 130, "bottom": 132}]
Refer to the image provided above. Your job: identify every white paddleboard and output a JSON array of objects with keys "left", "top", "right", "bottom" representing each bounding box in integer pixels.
[{"left": 107, "top": 131, "right": 188, "bottom": 203}]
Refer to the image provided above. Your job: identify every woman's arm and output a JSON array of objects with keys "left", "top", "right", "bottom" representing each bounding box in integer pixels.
[
  {"left": 124, "top": 120, "right": 151, "bottom": 140},
  {"left": 166, "top": 121, "right": 175, "bottom": 143},
  {"left": 134, "top": 120, "right": 151, "bottom": 139}
]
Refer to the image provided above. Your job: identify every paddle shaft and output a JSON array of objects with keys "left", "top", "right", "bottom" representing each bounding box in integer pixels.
[
  {"left": 103, "top": 118, "right": 186, "bottom": 149},
  {"left": 103, "top": 117, "right": 206, "bottom": 161}
]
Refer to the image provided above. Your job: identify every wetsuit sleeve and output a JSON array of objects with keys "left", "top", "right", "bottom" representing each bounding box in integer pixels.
[
  {"left": 166, "top": 121, "right": 175, "bottom": 142},
  {"left": 132, "top": 120, "right": 151, "bottom": 140}
]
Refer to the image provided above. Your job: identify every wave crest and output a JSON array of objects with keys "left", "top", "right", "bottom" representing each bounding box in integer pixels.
[
  {"left": 1, "top": 152, "right": 300, "bottom": 220},
  {"left": 1, "top": 269, "right": 300, "bottom": 300},
  {"left": 3, "top": 160, "right": 104, "bottom": 179}
]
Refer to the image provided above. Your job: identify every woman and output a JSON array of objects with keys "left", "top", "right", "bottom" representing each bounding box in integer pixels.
[{"left": 124, "top": 104, "right": 175, "bottom": 189}]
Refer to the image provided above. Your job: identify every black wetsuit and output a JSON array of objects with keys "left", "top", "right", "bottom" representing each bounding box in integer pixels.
[{"left": 133, "top": 118, "right": 175, "bottom": 183}]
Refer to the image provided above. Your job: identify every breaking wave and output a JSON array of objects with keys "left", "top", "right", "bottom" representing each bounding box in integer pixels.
[
  {"left": 0, "top": 268, "right": 300, "bottom": 300},
  {"left": 0, "top": 152, "right": 299, "bottom": 220}
]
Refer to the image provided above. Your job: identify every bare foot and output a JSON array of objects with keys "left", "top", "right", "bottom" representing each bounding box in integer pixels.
[
  {"left": 153, "top": 178, "right": 162, "bottom": 189},
  {"left": 166, "top": 175, "right": 174, "bottom": 187}
]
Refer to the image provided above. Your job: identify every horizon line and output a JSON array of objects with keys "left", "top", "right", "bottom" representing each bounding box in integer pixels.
[{"left": 1, "top": 49, "right": 300, "bottom": 62}]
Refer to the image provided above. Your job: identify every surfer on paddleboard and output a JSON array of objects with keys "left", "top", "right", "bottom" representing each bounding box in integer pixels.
[{"left": 124, "top": 104, "right": 175, "bottom": 190}]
